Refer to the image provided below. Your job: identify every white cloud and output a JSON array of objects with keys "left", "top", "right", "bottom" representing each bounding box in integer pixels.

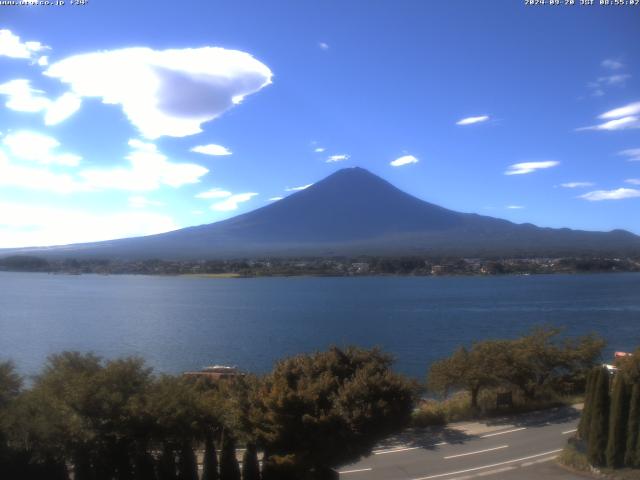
[
  {"left": 0, "top": 30, "right": 49, "bottom": 60},
  {"left": 625, "top": 179, "right": 640, "bottom": 185},
  {"left": 456, "top": 115, "right": 489, "bottom": 126},
  {"left": 37, "top": 55, "right": 48, "bottom": 66},
  {"left": 45, "top": 46, "right": 273, "bottom": 139},
  {"left": 0, "top": 150, "right": 82, "bottom": 194},
  {"left": 597, "top": 74, "right": 631, "bottom": 86},
  {"left": 619, "top": 148, "right": 640, "bottom": 161},
  {"left": 602, "top": 59, "right": 624, "bottom": 70},
  {"left": 211, "top": 192, "right": 257, "bottom": 211},
  {"left": 0, "top": 202, "right": 177, "bottom": 248},
  {"left": 580, "top": 188, "right": 640, "bottom": 201},
  {"left": 0, "top": 79, "right": 81, "bottom": 124},
  {"left": 600, "top": 102, "right": 640, "bottom": 120},
  {"left": 505, "top": 161, "right": 559, "bottom": 175},
  {"left": 195, "top": 188, "right": 232, "bottom": 199},
  {"left": 319, "top": 42, "right": 329, "bottom": 50},
  {"left": 560, "top": 182, "right": 595, "bottom": 188},
  {"left": 0, "top": 79, "right": 50, "bottom": 112},
  {"left": 128, "top": 195, "right": 165, "bottom": 208},
  {"left": 3, "top": 131, "right": 81, "bottom": 166},
  {"left": 79, "top": 139, "right": 208, "bottom": 191},
  {"left": 314, "top": 147, "right": 325, "bottom": 153},
  {"left": 390, "top": 155, "right": 419, "bottom": 167},
  {"left": 326, "top": 154, "right": 350, "bottom": 163},
  {"left": 190, "top": 144, "right": 232, "bottom": 156},
  {"left": 285, "top": 183, "right": 312, "bottom": 192},
  {"left": 506, "top": 205, "right": 524, "bottom": 209},
  {"left": 269, "top": 196, "right": 283, "bottom": 201}
]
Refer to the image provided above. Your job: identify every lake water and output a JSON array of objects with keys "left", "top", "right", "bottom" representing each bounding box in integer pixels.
[{"left": 1, "top": 272, "right": 639, "bottom": 379}]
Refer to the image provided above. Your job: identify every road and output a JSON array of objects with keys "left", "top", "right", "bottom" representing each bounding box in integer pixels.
[{"left": 338, "top": 406, "right": 589, "bottom": 480}]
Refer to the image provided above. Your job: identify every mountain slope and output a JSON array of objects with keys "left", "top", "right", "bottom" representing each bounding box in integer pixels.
[{"left": 4, "top": 167, "right": 640, "bottom": 259}]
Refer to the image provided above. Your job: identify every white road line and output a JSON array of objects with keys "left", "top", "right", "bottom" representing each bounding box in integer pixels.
[
  {"left": 374, "top": 446, "right": 420, "bottom": 455},
  {"left": 411, "top": 449, "right": 563, "bottom": 480},
  {"left": 338, "top": 467, "right": 373, "bottom": 474},
  {"left": 477, "top": 466, "right": 516, "bottom": 476},
  {"left": 444, "top": 445, "right": 508, "bottom": 460},
  {"left": 480, "top": 427, "right": 526, "bottom": 438},
  {"left": 520, "top": 455, "right": 558, "bottom": 467},
  {"left": 562, "top": 428, "right": 577, "bottom": 435}
]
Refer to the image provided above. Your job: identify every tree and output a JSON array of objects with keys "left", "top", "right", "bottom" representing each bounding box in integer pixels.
[
  {"left": 178, "top": 440, "right": 198, "bottom": 480},
  {"left": 242, "top": 443, "right": 260, "bottom": 480},
  {"left": 427, "top": 344, "right": 499, "bottom": 410},
  {"left": 624, "top": 383, "right": 640, "bottom": 467},
  {"left": 219, "top": 431, "right": 241, "bottom": 480},
  {"left": 578, "top": 368, "right": 597, "bottom": 441},
  {"left": 606, "top": 374, "right": 630, "bottom": 468},
  {"left": 587, "top": 368, "right": 610, "bottom": 467},
  {"left": 256, "top": 347, "right": 416, "bottom": 477},
  {"left": 201, "top": 432, "right": 219, "bottom": 480}
]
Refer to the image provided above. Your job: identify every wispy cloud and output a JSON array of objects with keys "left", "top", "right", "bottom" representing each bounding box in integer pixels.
[
  {"left": 195, "top": 188, "right": 232, "bottom": 199},
  {"left": 45, "top": 46, "right": 272, "bottom": 139},
  {"left": 559, "top": 182, "right": 595, "bottom": 188},
  {"left": 506, "top": 205, "right": 524, "bottom": 209},
  {"left": 505, "top": 161, "right": 559, "bottom": 175},
  {"left": 0, "top": 29, "right": 49, "bottom": 60},
  {"left": 211, "top": 192, "right": 258, "bottom": 211},
  {"left": 625, "top": 179, "right": 640, "bottom": 185},
  {"left": 128, "top": 196, "right": 165, "bottom": 208},
  {"left": 269, "top": 196, "right": 283, "bottom": 201},
  {"left": 390, "top": 155, "right": 419, "bottom": 167},
  {"left": 456, "top": 115, "right": 489, "bottom": 126},
  {"left": 602, "top": 58, "right": 624, "bottom": 70},
  {"left": 190, "top": 144, "right": 232, "bottom": 156},
  {"left": 314, "top": 147, "right": 325, "bottom": 153},
  {"left": 0, "top": 79, "right": 81, "bottom": 124},
  {"left": 580, "top": 188, "right": 640, "bottom": 201},
  {"left": 577, "top": 101, "right": 640, "bottom": 131},
  {"left": 3, "top": 131, "right": 81, "bottom": 166},
  {"left": 285, "top": 183, "right": 312, "bottom": 192},
  {"left": 326, "top": 154, "right": 350, "bottom": 163},
  {"left": 619, "top": 148, "right": 640, "bottom": 161},
  {"left": 318, "top": 42, "right": 329, "bottom": 51}
]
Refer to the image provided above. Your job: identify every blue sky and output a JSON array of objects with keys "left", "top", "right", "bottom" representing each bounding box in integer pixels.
[{"left": 0, "top": 0, "right": 639, "bottom": 248}]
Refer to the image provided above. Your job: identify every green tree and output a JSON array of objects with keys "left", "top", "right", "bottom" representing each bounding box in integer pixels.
[
  {"left": 242, "top": 443, "right": 260, "bottom": 480},
  {"left": 219, "top": 431, "right": 241, "bottom": 480},
  {"left": 578, "top": 368, "right": 597, "bottom": 441},
  {"left": 256, "top": 346, "right": 416, "bottom": 478},
  {"left": 201, "top": 432, "right": 219, "bottom": 480},
  {"left": 606, "top": 374, "right": 630, "bottom": 467},
  {"left": 178, "top": 440, "right": 198, "bottom": 480},
  {"left": 625, "top": 383, "right": 640, "bottom": 467},
  {"left": 587, "top": 368, "right": 610, "bottom": 467}
]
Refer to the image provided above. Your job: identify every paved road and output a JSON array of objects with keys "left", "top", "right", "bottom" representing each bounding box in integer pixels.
[{"left": 338, "top": 406, "right": 589, "bottom": 480}]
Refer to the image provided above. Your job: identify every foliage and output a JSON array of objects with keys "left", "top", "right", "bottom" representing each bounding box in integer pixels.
[
  {"left": 607, "top": 374, "right": 631, "bottom": 468},
  {"left": 628, "top": 383, "right": 640, "bottom": 468},
  {"left": 587, "top": 367, "right": 610, "bottom": 467},
  {"left": 241, "top": 443, "right": 260, "bottom": 480}
]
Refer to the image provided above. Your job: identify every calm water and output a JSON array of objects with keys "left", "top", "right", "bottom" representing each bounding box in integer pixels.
[{"left": 1, "top": 272, "right": 639, "bottom": 378}]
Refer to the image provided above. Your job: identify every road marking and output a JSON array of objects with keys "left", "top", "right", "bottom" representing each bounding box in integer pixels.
[
  {"left": 410, "top": 449, "right": 563, "bottom": 479},
  {"left": 480, "top": 427, "right": 526, "bottom": 438},
  {"left": 477, "top": 466, "right": 516, "bottom": 476},
  {"left": 520, "top": 455, "right": 558, "bottom": 467},
  {"left": 444, "top": 445, "right": 509, "bottom": 460},
  {"left": 374, "top": 446, "right": 421, "bottom": 455},
  {"left": 562, "top": 428, "right": 577, "bottom": 435},
  {"left": 338, "top": 467, "right": 373, "bottom": 474}
]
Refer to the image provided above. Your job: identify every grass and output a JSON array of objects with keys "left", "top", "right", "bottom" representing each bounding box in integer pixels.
[{"left": 411, "top": 389, "right": 584, "bottom": 428}]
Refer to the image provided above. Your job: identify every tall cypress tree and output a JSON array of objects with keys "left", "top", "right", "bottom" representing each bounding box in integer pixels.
[
  {"left": 579, "top": 368, "right": 597, "bottom": 441},
  {"left": 625, "top": 383, "right": 640, "bottom": 467},
  {"left": 606, "top": 374, "right": 630, "bottom": 468},
  {"left": 202, "top": 433, "right": 219, "bottom": 480},
  {"left": 242, "top": 443, "right": 260, "bottom": 480},
  {"left": 219, "top": 432, "right": 241, "bottom": 480},
  {"left": 177, "top": 441, "right": 198, "bottom": 480},
  {"left": 588, "top": 368, "right": 610, "bottom": 467},
  {"left": 157, "top": 445, "right": 178, "bottom": 480}
]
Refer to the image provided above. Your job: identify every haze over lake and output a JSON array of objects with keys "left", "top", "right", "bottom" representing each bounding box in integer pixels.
[{"left": 2, "top": 271, "right": 639, "bottom": 378}]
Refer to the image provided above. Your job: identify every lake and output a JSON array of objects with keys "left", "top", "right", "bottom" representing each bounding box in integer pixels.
[{"left": 1, "top": 272, "right": 639, "bottom": 379}]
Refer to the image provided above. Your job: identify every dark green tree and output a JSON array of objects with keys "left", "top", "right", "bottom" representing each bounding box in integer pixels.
[
  {"left": 201, "top": 433, "right": 219, "bottom": 480},
  {"left": 606, "top": 374, "right": 630, "bottom": 467},
  {"left": 625, "top": 383, "right": 640, "bottom": 467},
  {"left": 578, "top": 368, "right": 597, "bottom": 441},
  {"left": 219, "top": 431, "right": 241, "bottom": 480},
  {"left": 178, "top": 440, "right": 198, "bottom": 480},
  {"left": 242, "top": 443, "right": 260, "bottom": 480},
  {"left": 587, "top": 368, "right": 610, "bottom": 467}
]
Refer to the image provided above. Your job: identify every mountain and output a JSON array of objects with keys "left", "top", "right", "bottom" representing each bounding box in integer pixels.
[{"left": 4, "top": 167, "right": 640, "bottom": 259}]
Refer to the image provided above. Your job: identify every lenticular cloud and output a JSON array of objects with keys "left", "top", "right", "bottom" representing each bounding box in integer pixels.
[{"left": 44, "top": 47, "right": 273, "bottom": 139}]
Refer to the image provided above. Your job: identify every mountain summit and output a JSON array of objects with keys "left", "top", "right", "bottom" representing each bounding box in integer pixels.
[{"left": 6, "top": 167, "right": 640, "bottom": 259}]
